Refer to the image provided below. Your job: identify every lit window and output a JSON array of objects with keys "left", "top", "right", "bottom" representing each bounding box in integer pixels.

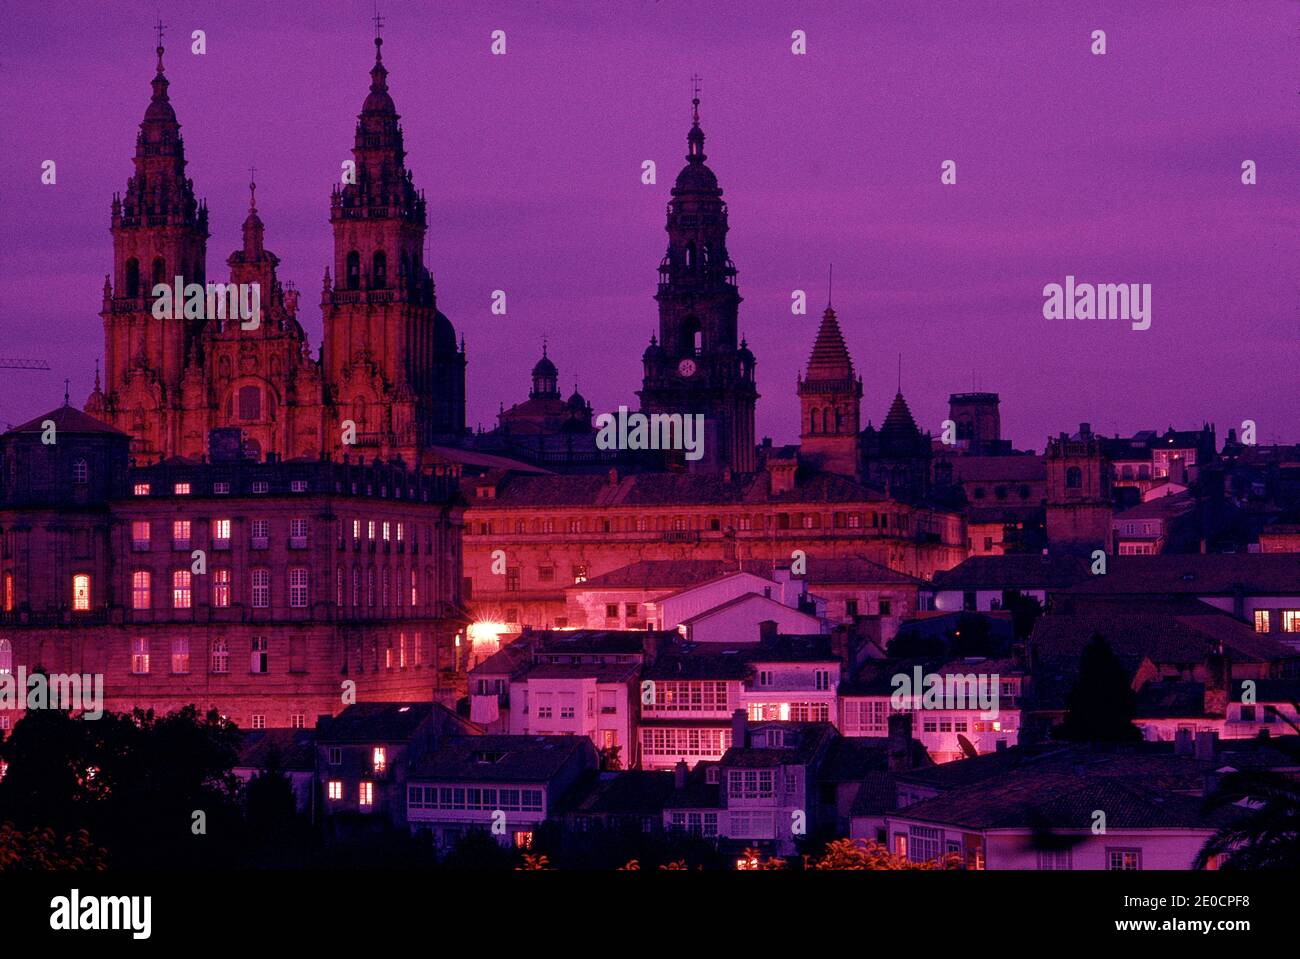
[
  {"left": 382, "top": 521, "right": 391, "bottom": 542},
  {"left": 1283, "top": 611, "right": 1300, "bottom": 633},
  {"left": 0, "top": 639, "right": 12, "bottom": 675},
  {"left": 171, "top": 637, "right": 190, "bottom": 674},
  {"left": 131, "top": 520, "right": 151, "bottom": 550},
  {"left": 131, "top": 636, "right": 150, "bottom": 674},
  {"left": 171, "top": 569, "right": 192, "bottom": 608},
  {"left": 352, "top": 519, "right": 361, "bottom": 541},
  {"left": 174, "top": 482, "right": 191, "bottom": 495},
  {"left": 410, "top": 568, "right": 418, "bottom": 607},
  {"left": 396, "top": 522, "right": 404, "bottom": 542},
  {"left": 212, "top": 568, "right": 231, "bottom": 607},
  {"left": 359, "top": 782, "right": 374, "bottom": 806},
  {"left": 72, "top": 573, "right": 91, "bottom": 611},
  {"left": 211, "top": 518, "right": 231, "bottom": 548},
  {"left": 172, "top": 520, "right": 191, "bottom": 550},
  {"left": 1107, "top": 849, "right": 1142, "bottom": 871},
  {"left": 367, "top": 521, "right": 376, "bottom": 541},
  {"left": 133, "top": 483, "right": 151, "bottom": 496},
  {"left": 328, "top": 781, "right": 343, "bottom": 800},
  {"left": 373, "top": 747, "right": 387, "bottom": 772},
  {"left": 132, "top": 570, "right": 151, "bottom": 610},
  {"left": 2, "top": 574, "right": 12, "bottom": 612},
  {"left": 289, "top": 568, "right": 308, "bottom": 608}
]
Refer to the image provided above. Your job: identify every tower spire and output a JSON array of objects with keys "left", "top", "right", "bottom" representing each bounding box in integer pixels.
[
  {"left": 687, "top": 74, "right": 705, "bottom": 161},
  {"left": 154, "top": 16, "right": 166, "bottom": 73}
]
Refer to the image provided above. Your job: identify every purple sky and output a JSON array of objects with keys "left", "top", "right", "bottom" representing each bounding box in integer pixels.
[{"left": 2, "top": 0, "right": 1296, "bottom": 450}]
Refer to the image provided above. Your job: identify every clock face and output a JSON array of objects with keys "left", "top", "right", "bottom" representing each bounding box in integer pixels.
[{"left": 678, "top": 358, "right": 697, "bottom": 378}]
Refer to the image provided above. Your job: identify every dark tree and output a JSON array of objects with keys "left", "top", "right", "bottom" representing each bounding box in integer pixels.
[{"left": 1055, "top": 634, "right": 1142, "bottom": 742}]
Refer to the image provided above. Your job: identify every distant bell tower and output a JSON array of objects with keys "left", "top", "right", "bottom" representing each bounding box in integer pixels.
[
  {"left": 637, "top": 85, "right": 757, "bottom": 473},
  {"left": 947, "top": 392, "right": 1001, "bottom": 454},
  {"left": 1046, "top": 423, "right": 1114, "bottom": 552},
  {"left": 798, "top": 297, "right": 862, "bottom": 479},
  {"left": 97, "top": 31, "right": 209, "bottom": 461},
  {"left": 321, "top": 31, "right": 466, "bottom": 462}
]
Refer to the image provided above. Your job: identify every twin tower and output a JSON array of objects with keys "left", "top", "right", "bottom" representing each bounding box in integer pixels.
[{"left": 89, "top": 35, "right": 806, "bottom": 476}]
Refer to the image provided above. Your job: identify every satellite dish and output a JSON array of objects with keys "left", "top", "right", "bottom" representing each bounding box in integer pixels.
[{"left": 956, "top": 734, "right": 978, "bottom": 759}]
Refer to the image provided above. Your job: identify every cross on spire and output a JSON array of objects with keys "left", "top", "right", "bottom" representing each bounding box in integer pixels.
[
  {"left": 372, "top": 5, "right": 385, "bottom": 40},
  {"left": 248, "top": 165, "right": 258, "bottom": 209},
  {"left": 690, "top": 73, "right": 703, "bottom": 122},
  {"left": 827, "top": 263, "right": 834, "bottom": 308},
  {"left": 155, "top": 15, "right": 166, "bottom": 48}
]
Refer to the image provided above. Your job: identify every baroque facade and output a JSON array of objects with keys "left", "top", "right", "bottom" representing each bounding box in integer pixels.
[{"left": 87, "top": 37, "right": 467, "bottom": 467}]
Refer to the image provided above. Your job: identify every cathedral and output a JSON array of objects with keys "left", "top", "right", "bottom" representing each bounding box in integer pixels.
[{"left": 87, "top": 36, "right": 467, "bottom": 467}]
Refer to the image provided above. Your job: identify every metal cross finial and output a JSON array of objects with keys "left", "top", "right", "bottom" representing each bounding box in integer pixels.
[
  {"left": 64, "top": 378, "right": 71, "bottom": 405},
  {"left": 373, "top": 5, "right": 385, "bottom": 40},
  {"left": 690, "top": 74, "right": 702, "bottom": 122},
  {"left": 828, "top": 263, "right": 833, "bottom": 308},
  {"left": 248, "top": 165, "right": 258, "bottom": 208},
  {"left": 155, "top": 15, "right": 166, "bottom": 48}
]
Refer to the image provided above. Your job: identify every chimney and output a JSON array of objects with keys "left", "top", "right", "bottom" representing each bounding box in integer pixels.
[
  {"left": 731, "top": 708, "right": 748, "bottom": 750},
  {"left": 607, "top": 467, "right": 619, "bottom": 485},
  {"left": 758, "top": 620, "right": 778, "bottom": 643},
  {"left": 1174, "top": 728, "right": 1194, "bottom": 756},
  {"left": 887, "top": 713, "right": 913, "bottom": 772},
  {"left": 674, "top": 759, "right": 688, "bottom": 790},
  {"left": 1194, "top": 730, "right": 1218, "bottom": 761},
  {"left": 1203, "top": 643, "right": 1229, "bottom": 718}
]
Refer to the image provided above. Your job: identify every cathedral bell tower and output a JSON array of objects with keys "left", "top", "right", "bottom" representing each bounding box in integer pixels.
[
  {"left": 322, "top": 34, "right": 466, "bottom": 463},
  {"left": 637, "top": 90, "right": 757, "bottom": 473},
  {"left": 97, "top": 36, "right": 209, "bottom": 461},
  {"left": 798, "top": 300, "right": 862, "bottom": 478}
]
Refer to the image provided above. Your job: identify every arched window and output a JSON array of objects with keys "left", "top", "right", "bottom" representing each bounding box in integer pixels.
[
  {"left": 0, "top": 638, "right": 11, "bottom": 675},
  {"left": 151, "top": 257, "right": 166, "bottom": 289},
  {"left": 1066, "top": 466, "right": 1083, "bottom": 489},
  {"left": 125, "top": 258, "right": 140, "bottom": 297},
  {"left": 685, "top": 241, "right": 696, "bottom": 269},
  {"left": 2, "top": 573, "right": 12, "bottom": 612},
  {"left": 72, "top": 573, "right": 91, "bottom": 611},
  {"left": 210, "top": 638, "right": 229, "bottom": 674},
  {"left": 73, "top": 459, "right": 88, "bottom": 484},
  {"left": 809, "top": 411, "right": 817, "bottom": 434},
  {"left": 683, "top": 315, "right": 702, "bottom": 356},
  {"left": 353, "top": 398, "right": 369, "bottom": 431},
  {"left": 346, "top": 251, "right": 361, "bottom": 291},
  {"left": 372, "top": 251, "right": 387, "bottom": 288}
]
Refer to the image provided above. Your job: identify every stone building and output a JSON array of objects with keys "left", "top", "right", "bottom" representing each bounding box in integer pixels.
[{"left": 0, "top": 405, "right": 466, "bottom": 731}]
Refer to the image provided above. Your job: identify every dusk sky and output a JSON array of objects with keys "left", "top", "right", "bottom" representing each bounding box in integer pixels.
[{"left": 2, "top": 0, "right": 1295, "bottom": 449}]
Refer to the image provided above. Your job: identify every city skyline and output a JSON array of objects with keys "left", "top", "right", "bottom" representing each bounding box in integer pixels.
[{"left": 1, "top": 0, "right": 1295, "bottom": 451}]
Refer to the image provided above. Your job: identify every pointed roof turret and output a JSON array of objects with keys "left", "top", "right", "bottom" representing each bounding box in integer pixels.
[{"left": 805, "top": 306, "right": 856, "bottom": 382}]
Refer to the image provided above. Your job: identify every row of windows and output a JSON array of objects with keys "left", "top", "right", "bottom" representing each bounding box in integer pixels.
[
  {"left": 407, "top": 786, "right": 544, "bottom": 812},
  {"left": 133, "top": 480, "right": 308, "bottom": 496},
  {"left": 640, "top": 727, "right": 732, "bottom": 757},
  {"left": 644, "top": 681, "right": 731, "bottom": 712},
  {"left": 469, "top": 511, "right": 907, "bottom": 536},
  {"left": 130, "top": 518, "right": 309, "bottom": 551},
  {"left": 128, "top": 568, "right": 308, "bottom": 610},
  {"left": 1253, "top": 610, "right": 1300, "bottom": 633}
]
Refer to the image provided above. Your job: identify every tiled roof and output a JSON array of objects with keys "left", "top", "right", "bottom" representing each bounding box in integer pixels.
[
  {"left": 6, "top": 405, "right": 129, "bottom": 437},
  {"left": 409, "top": 735, "right": 592, "bottom": 782},
  {"left": 895, "top": 770, "right": 1238, "bottom": 830},
  {"left": 804, "top": 306, "right": 856, "bottom": 381},
  {"left": 574, "top": 557, "right": 918, "bottom": 591},
  {"left": 236, "top": 728, "right": 316, "bottom": 771},
  {"left": 931, "top": 554, "right": 1090, "bottom": 590},
  {"left": 570, "top": 771, "right": 677, "bottom": 815},
  {"left": 723, "top": 722, "right": 837, "bottom": 767},
  {"left": 316, "top": 702, "right": 459, "bottom": 743},
  {"left": 1064, "top": 554, "right": 1300, "bottom": 596}
]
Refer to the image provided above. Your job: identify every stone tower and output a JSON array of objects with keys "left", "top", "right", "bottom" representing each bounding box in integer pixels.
[
  {"left": 1046, "top": 423, "right": 1114, "bottom": 552},
  {"left": 947, "top": 392, "right": 1001, "bottom": 454},
  {"left": 97, "top": 40, "right": 209, "bottom": 461},
  {"left": 321, "top": 36, "right": 466, "bottom": 463},
  {"left": 798, "top": 304, "right": 862, "bottom": 478},
  {"left": 637, "top": 93, "right": 757, "bottom": 473}
]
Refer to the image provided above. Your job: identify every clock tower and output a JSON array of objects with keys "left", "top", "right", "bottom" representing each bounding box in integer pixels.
[{"left": 637, "top": 91, "right": 757, "bottom": 473}]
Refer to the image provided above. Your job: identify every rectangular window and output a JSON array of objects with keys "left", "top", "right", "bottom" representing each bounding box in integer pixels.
[
  {"left": 250, "top": 520, "right": 269, "bottom": 550},
  {"left": 250, "top": 636, "right": 269, "bottom": 674},
  {"left": 131, "top": 520, "right": 151, "bottom": 550},
  {"left": 291, "top": 713, "right": 305, "bottom": 729},
  {"left": 251, "top": 714, "right": 266, "bottom": 730},
  {"left": 908, "top": 825, "right": 943, "bottom": 864},
  {"left": 328, "top": 747, "right": 342, "bottom": 766},
  {"left": 172, "top": 520, "right": 191, "bottom": 550},
  {"left": 212, "top": 568, "right": 231, "bottom": 607},
  {"left": 131, "top": 636, "right": 149, "bottom": 674},
  {"left": 132, "top": 570, "right": 151, "bottom": 610},
  {"left": 173, "top": 482, "right": 191, "bottom": 495},
  {"left": 327, "top": 781, "right": 342, "bottom": 800},
  {"left": 172, "top": 569, "right": 192, "bottom": 609},
  {"left": 1283, "top": 611, "right": 1300, "bottom": 633},
  {"left": 359, "top": 782, "right": 374, "bottom": 807},
  {"left": 290, "top": 518, "right": 308, "bottom": 549},
  {"left": 210, "top": 639, "right": 229, "bottom": 674},
  {"left": 289, "top": 568, "right": 308, "bottom": 608},
  {"left": 211, "top": 519, "right": 231, "bottom": 549},
  {"left": 171, "top": 637, "right": 190, "bottom": 674},
  {"left": 373, "top": 747, "right": 387, "bottom": 773},
  {"left": 290, "top": 480, "right": 308, "bottom": 493},
  {"left": 213, "top": 482, "right": 230, "bottom": 494},
  {"left": 251, "top": 569, "right": 270, "bottom": 608},
  {"left": 251, "top": 481, "right": 269, "bottom": 494},
  {"left": 133, "top": 483, "right": 150, "bottom": 496},
  {"left": 382, "top": 521, "right": 391, "bottom": 542},
  {"left": 1107, "top": 849, "right": 1142, "bottom": 871},
  {"left": 1254, "top": 610, "right": 1271, "bottom": 633}
]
